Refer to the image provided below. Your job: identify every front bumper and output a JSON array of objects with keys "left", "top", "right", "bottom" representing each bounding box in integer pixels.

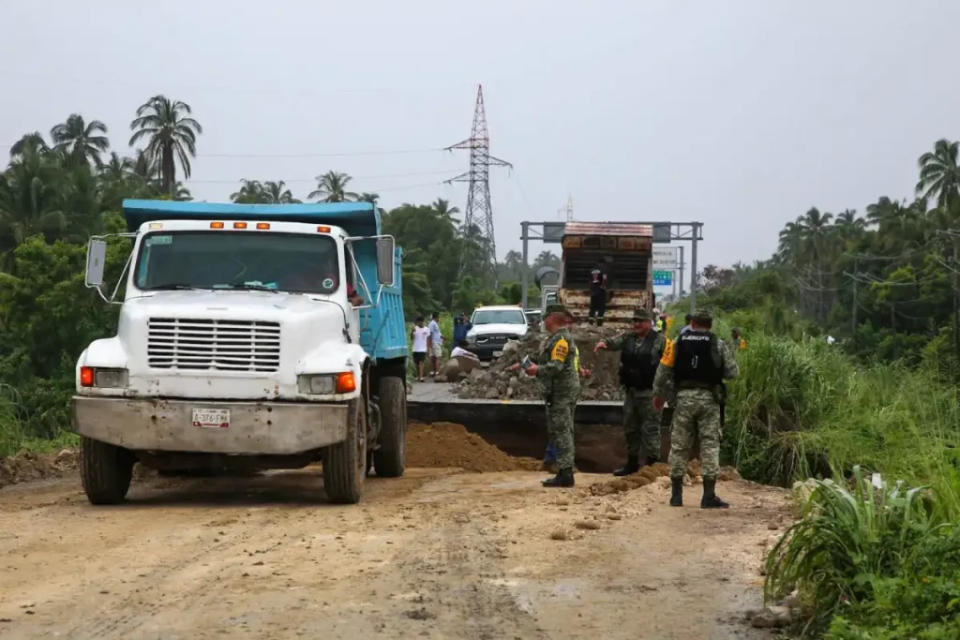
[{"left": 71, "top": 396, "right": 348, "bottom": 455}]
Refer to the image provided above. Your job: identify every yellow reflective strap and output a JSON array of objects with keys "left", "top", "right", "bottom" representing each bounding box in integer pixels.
[
  {"left": 660, "top": 338, "right": 675, "bottom": 366},
  {"left": 551, "top": 337, "right": 569, "bottom": 362}
]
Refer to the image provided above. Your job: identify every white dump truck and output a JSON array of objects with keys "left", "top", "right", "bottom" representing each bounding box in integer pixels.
[{"left": 73, "top": 199, "right": 409, "bottom": 504}]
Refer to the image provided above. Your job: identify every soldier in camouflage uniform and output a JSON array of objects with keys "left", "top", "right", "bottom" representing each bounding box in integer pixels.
[
  {"left": 519, "top": 303, "right": 580, "bottom": 488},
  {"left": 653, "top": 309, "right": 739, "bottom": 508},
  {"left": 595, "top": 309, "right": 666, "bottom": 475}
]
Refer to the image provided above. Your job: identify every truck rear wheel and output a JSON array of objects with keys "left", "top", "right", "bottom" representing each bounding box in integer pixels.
[
  {"left": 80, "top": 437, "right": 134, "bottom": 505},
  {"left": 373, "top": 376, "right": 406, "bottom": 477},
  {"left": 324, "top": 398, "right": 366, "bottom": 504}
]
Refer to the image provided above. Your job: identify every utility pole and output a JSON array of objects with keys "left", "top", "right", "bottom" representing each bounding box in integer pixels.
[
  {"left": 520, "top": 222, "right": 530, "bottom": 309},
  {"left": 851, "top": 257, "right": 858, "bottom": 336},
  {"left": 678, "top": 245, "right": 685, "bottom": 297},
  {"left": 689, "top": 223, "right": 700, "bottom": 312},
  {"left": 446, "top": 85, "right": 512, "bottom": 282}
]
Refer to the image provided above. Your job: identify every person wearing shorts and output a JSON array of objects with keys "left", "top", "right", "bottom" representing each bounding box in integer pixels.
[{"left": 411, "top": 316, "right": 430, "bottom": 382}]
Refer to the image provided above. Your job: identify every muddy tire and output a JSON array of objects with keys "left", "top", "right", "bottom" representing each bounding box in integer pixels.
[
  {"left": 80, "top": 437, "right": 134, "bottom": 505},
  {"left": 373, "top": 376, "right": 406, "bottom": 478},
  {"left": 324, "top": 398, "right": 367, "bottom": 504}
]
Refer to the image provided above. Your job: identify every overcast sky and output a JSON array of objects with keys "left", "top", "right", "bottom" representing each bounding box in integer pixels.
[{"left": 3, "top": 1, "right": 959, "bottom": 277}]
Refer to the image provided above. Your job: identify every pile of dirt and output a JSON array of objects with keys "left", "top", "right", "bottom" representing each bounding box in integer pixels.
[
  {"left": 406, "top": 421, "right": 541, "bottom": 472},
  {"left": 456, "top": 325, "right": 629, "bottom": 401},
  {"left": 0, "top": 449, "right": 77, "bottom": 489},
  {"left": 587, "top": 461, "right": 743, "bottom": 496}
]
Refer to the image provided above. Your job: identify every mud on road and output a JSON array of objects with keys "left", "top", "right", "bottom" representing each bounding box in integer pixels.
[{"left": 0, "top": 457, "right": 788, "bottom": 639}]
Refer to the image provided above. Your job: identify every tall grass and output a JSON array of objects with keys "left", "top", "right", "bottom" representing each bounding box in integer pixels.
[
  {"left": 765, "top": 468, "right": 960, "bottom": 638},
  {"left": 723, "top": 334, "right": 960, "bottom": 505}
]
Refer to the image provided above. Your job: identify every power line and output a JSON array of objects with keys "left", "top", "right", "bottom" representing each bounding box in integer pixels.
[
  {"left": 196, "top": 147, "right": 443, "bottom": 159},
  {"left": 185, "top": 169, "right": 459, "bottom": 185}
]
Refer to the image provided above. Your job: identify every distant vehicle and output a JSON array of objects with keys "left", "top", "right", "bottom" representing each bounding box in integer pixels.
[
  {"left": 540, "top": 284, "right": 559, "bottom": 314},
  {"left": 465, "top": 305, "right": 529, "bottom": 360},
  {"left": 73, "top": 200, "right": 408, "bottom": 505},
  {"left": 558, "top": 221, "right": 654, "bottom": 326}
]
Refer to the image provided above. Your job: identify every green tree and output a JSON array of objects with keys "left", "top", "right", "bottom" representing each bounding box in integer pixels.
[
  {"left": 308, "top": 171, "right": 357, "bottom": 202},
  {"left": 916, "top": 138, "right": 960, "bottom": 208},
  {"left": 263, "top": 181, "right": 299, "bottom": 204},
  {"left": 432, "top": 197, "right": 460, "bottom": 223},
  {"left": 9, "top": 132, "right": 49, "bottom": 157},
  {"left": 231, "top": 179, "right": 266, "bottom": 203},
  {"left": 129, "top": 95, "right": 202, "bottom": 195},
  {"left": 50, "top": 114, "right": 109, "bottom": 167}
]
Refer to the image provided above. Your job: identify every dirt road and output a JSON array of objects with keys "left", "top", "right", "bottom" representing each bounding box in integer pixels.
[{"left": 0, "top": 463, "right": 788, "bottom": 639}]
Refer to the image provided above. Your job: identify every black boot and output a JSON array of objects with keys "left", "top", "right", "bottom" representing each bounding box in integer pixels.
[
  {"left": 645, "top": 456, "right": 659, "bottom": 466},
  {"left": 542, "top": 468, "right": 574, "bottom": 488},
  {"left": 670, "top": 476, "right": 683, "bottom": 507},
  {"left": 613, "top": 454, "right": 640, "bottom": 476},
  {"left": 701, "top": 478, "right": 730, "bottom": 509}
]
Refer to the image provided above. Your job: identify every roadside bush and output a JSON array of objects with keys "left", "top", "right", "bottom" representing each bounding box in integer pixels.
[{"left": 765, "top": 468, "right": 960, "bottom": 638}]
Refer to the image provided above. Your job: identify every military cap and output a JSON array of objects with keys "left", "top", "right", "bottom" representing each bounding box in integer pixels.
[
  {"left": 691, "top": 308, "right": 713, "bottom": 321},
  {"left": 632, "top": 309, "right": 652, "bottom": 321},
  {"left": 544, "top": 303, "right": 573, "bottom": 318}
]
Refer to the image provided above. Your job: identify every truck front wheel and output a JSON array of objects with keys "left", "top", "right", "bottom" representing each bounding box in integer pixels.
[
  {"left": 324, "top": 399, "right": 366, "bottom": 503},
  {"left": 80, "top": 437, "right": 134, "bottom": 505},
  {"left": 373, "top": 376, "right": 406, "bottom": 477}
]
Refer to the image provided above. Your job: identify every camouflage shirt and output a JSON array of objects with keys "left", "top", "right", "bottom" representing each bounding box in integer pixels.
[{"left": 537, "top": 328, "right": 580, "bottom": 400}]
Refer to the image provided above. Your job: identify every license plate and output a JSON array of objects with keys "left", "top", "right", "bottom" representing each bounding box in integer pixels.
[
  {"left": 493, "top": 350, "right": 503, "bottom": 357},
  {"left": 192, "top": 408, "right": 230, "bottom": 429}
]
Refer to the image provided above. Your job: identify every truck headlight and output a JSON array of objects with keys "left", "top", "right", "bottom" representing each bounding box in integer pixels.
[
  {"left": 80, "top": 367, "right": 128, "bottom": 388},
  {"left": 298, "top": 374, "right": 336, "bottom": 395}
]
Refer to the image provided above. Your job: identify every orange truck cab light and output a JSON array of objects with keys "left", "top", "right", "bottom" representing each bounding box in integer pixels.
[
  {"left": 80, "top": 366, "right": 94, "bottom": 387},
  {"left": 335, "top": 372, "right": 356, "bottom": 393}
]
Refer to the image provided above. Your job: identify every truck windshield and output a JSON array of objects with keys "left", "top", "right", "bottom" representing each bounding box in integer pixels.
[
  {"left": 135, "top": 231, "right": 340, "bottom": 294},
  {"left": 472, "top": 309, "right": 526, "bottom": 325}
]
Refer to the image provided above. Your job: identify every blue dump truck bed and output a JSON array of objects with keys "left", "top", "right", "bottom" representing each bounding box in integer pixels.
[{"left": 122, "top": 199, "right": 408, "bottom": 364}]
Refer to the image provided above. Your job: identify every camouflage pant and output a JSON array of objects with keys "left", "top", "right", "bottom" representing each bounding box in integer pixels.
[
  {"left": 668, "top": 388, "right": 721, "bottom": 479},
  {"left": 623, "top": 388, "right": 661, "bottom": 460},
  {"left": 546, "top": 400, "right": 576, "bottom": 471}
]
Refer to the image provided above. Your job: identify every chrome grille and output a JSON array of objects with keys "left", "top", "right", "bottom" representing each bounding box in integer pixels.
[{"left": 147, "top": 318, "right": 281, "bottom": 372}]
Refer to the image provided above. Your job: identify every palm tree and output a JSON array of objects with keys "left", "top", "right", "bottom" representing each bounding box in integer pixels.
[
  {"left": 308, "top": 171, "right": 357, "bottom": 202},
  {"left": 231, "top": 179, "right": 266, "bottom": 203},
  {"left": 129, "top": 95, "right": 202, "bottom": 195},
  {"left": 50, "top": 114, "right": 109, "bottom": 166},
  {"left": 432, "top": 198, "right": 460, "bottom": 223},
  {"left": 358, "top": 192, "right": 380, "bottom": 205},
  {"left": 503, "top": 249, "right": 523, "bottom": 276},
  {"left": 263, "top": 180, "right": 299, "bottom": 204},
  {"left": 799, "top": 207, "right": 834, "bottom": 320},
  {"left": 9, "top": 132, "right": 49, "bottom": 157},
  {"left": 100, "top": 152, "right": 132, "bottom": 182},
  {"left": 916, "top": 138, "right": 960, "bottom": 208},
  {"left": 776, "top": 220, "right": 804, "bottom": 264}
]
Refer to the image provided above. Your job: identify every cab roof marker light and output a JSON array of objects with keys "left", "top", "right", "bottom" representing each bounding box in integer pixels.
[
  {"left": 233, "top": 221, "right": 248, "bottom": 229},
  {"left": 256, "top": 222, "right": 270, "bottom": 230},
  {"left": 210, "top": 221, "right": 224, "bottom": 229},
  {"left": 317, "top": 225, "right": 331, "bottom": 233},
  {"left": 148, "top": 222, "right": 163, "bottom": 230}
]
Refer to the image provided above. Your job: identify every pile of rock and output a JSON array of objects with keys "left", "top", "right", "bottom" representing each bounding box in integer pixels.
[{"left": 455, "top": 325, "right": 631, "bottom": 401}]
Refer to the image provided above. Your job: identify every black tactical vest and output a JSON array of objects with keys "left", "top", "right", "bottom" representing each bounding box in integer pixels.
[
  {"left": 674, "top": 331, "right": 723, "bottom": 388},
  {"left": 619, "top": 332, "right": 659, "bottom": 390}
]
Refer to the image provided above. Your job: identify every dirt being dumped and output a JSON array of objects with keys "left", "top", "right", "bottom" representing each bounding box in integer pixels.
[
  {"left": 0, "top": 449, "right": 77, "bottom": 489},
  {"left": 456, "top": 324, "right": 631, "bottom": 401},
  {"left": 406, "top": 421, "right": 541, "bottom": 472}
]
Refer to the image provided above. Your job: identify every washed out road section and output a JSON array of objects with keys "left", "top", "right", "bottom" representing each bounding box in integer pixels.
[{"left": 0, "top": 425, "right": 788, "bottom": 639}]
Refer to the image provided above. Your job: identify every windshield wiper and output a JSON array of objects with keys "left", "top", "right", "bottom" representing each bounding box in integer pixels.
[
  {"left": 219, "top": 281, "right": 280, "bottom": 293},
  {"left": 151, "top": 283, "right": 195, "bottom": 290}
]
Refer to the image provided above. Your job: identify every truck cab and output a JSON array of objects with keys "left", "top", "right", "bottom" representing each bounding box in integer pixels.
[{"left": 73, "top": 200, "right": 408, "bottom": 505}]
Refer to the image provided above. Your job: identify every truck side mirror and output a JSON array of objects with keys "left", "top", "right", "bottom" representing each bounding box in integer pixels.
[
  {"left": 85, "top": 239, "right": 107, "bottom": 289},
  {"left": 376, "top": 237, "right": 395, "bottom": 286}
]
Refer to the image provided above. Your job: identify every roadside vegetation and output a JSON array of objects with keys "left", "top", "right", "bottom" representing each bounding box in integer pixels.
[
  {"left": 0, "top": 97, "right": 558, "bottom": 457},
  {"left": 692, "top": 139, "right": 960, "bottom": 637}
]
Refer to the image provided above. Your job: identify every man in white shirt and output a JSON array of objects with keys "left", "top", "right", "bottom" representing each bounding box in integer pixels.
[
  {"left": 410, "top": 316, "right": 431, "bottom": 382},
  {"left": 428, "top": 312, "right": 444, "bottom": 377}
]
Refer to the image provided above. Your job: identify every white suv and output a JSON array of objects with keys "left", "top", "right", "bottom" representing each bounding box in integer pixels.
[{"left": 465, "top": 305, "right": 529, "bottom": 361}]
